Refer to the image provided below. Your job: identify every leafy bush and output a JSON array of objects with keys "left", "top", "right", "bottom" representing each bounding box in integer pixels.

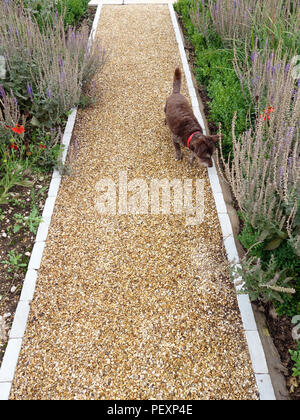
[
  {"left": 290, "top": 342, "right": 300, "bottom": 378},
  {"left": 57, "top": 0, "right": 90, "bottom": 27},
  {"left": 205, "top": 60, "right": 251, "bottom": 158},
  {"left": 238, "top": 219, "right": 300, "bottom": 316},
  {"left": 231, "top": 255, "right": 296, "bottom": 303},
  {"left": 275, "top": 285, "right": 300, "bottom": 318},
  {"left": 16, "top": 0, "right": 57, "bottom": 29},
  {"left": 19, "top": 0, "right": 90, "bottom": 28}
]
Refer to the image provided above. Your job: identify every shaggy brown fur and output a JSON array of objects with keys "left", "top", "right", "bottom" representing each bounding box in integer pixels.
[{"left": 164, "top": 67, "right": 220, "bottom": 168}]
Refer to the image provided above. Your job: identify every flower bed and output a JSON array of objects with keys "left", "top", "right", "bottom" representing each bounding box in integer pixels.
[
  {"left": 174, "top": 0, "right": 300, "bottom": 399},
  {"left": 0, "top": 0, "right": 105, "bottom": 365}
]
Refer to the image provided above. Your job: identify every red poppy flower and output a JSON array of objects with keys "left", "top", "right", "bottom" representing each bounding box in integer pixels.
[
  {"left": 39, "top": 143, "right": 46, "bottom": 150},
  {"left": 259, "top": 106, "right": 275, "bottom": 121},
  {"left": 10, "top": 143, "right": 18, "bottom": 150},
  {"left": 6, "top": 124, "right": 25, "bottom": 134}
]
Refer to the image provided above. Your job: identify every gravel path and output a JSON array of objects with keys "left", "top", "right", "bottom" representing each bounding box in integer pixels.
[{"left": 10, "top": 5, "right": 258, "bottom": 400}]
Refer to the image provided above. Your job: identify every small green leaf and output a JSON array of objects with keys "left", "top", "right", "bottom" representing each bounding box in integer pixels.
[
  {"left": 0, "top": 196, "right": 9, "bottom": 205},
  {"left": 13, "top": 225, "right": 22, "bottom": 233},
  {"left": 15, "top": 179, "right": 34, "bottom": 188},
  {"left": 30, "top": 116, "right": 41, "bottom": 127},
  {"left": 277, "top": 231, "right": 289, "bottom": 240},
  {"left": 264, "top": 237, "right": 283, "bottom": 251},
  {"left": 258, "top": 229, "right": 271, "bottom": 241}
]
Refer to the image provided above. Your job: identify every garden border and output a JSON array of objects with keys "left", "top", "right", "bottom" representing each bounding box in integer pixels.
[
  {"left": 0, "top": 4, "right": 103, "bottom": 401},
  {"left": 0, "top": 1, "right": 276, "bottom": 400}
]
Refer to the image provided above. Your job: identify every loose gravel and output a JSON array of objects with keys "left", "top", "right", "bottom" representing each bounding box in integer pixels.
[{"left": 10, "top": 5, "right": 258, "bottom": 400}]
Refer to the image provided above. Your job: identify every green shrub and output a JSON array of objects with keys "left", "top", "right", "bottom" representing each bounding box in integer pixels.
[
  {"left": 239, "top": 219, "right": 300, "bottom": 317},
  {"left": 238, "top": 218, "right": 265, "bottom": 258},
  {"left": 290, "top": 342, "right": 300, "bottom": 378},
  {"left": 206, "top": 68, "right": 251, "bottom": 158},
  {"left": 57, "top": 0, "right": 90, "bottom": 27},
  {"left": 231, "top": 254, "right": 296, "bottom": 304},
  {"left": 20, "top": 0, "right": 90, "bottom": 28},
  {"left": 17, "top": 0, "right": 57, "bottom": 29}
]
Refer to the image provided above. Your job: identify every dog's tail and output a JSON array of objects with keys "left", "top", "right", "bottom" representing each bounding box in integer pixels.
[{"left": 173, "top": 67, "right": 182, "bottom": 94}]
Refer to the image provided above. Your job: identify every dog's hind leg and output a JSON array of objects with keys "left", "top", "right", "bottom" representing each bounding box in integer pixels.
[{"left": 172, "top": 134, "right": 182, "bottom": 160}]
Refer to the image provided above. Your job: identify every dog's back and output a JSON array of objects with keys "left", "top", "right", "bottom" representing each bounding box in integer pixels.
[{"left": 165, "top": 68, "right": 202, "bottom": 138}]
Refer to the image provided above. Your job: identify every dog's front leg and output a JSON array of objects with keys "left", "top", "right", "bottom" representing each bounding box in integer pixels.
[
  {"left": 172, "top": 135, "right": 182, "bottom": 160},
  {"left": 189, "top": 152, "right": 196, "bottom": 166}
]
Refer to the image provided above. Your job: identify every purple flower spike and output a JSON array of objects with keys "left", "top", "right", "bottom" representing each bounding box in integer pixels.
[
  {"left": 284, "top": 63, "right": 290, "bottom": 74},
  {"left": 278, "top": 166, "right": 285, "bottom": 179},
  {"left": 0, "top": 83, "right": 6, "bottom": 99},
  {"left": 27, "top": 83, "right": 33, "bottom": 100}
]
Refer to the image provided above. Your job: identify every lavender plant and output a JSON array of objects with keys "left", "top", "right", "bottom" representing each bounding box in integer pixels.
[
  {"left": 17, "top": 0, "right": 90, "bottom": 29},
  {"left": 233, "top": 41, "right": 297, "bottom": 114},
  {"left": 218, "top": 52, "right": 300, "bottom": 256},
  {"left": 227, "top": 40, "right": 300, "bottom": 251},
  {"left": 0, "top": 1, "right": 106, "bottom": 127},
  {"left": 231, "top": 255, "right": 296, "bottom": 303},
  {"left": 0, "top": 84, "right": 21, "bottom": 130},
  {"left": 191, "top": 0, "right": 300, "bottom": 51}
]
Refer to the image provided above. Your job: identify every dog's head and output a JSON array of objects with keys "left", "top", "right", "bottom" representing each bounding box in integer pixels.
[{"left": 189, "top": 134, "right": 220, "bottom": 168}]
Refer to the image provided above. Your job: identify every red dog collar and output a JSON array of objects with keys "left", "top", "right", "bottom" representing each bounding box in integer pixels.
[{"left": 187, "top": 131, "right": 201, "bottom": 149}]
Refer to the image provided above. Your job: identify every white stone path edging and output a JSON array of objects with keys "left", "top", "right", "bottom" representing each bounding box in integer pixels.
[
  {"left": 0, "top": 5, "right": 103, "bottom": 401},
  {"left": 0, "top": 2, "right": 276, "bottom": 400}
]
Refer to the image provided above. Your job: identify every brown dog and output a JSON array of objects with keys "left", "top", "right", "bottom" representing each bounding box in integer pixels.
[{"left": 164, "top": 67, "right": 219, "bottom": 168}]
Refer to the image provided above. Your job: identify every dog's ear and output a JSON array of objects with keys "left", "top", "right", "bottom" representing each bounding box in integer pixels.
[{"left": 207, "top": 134, "right": 222, "bottom": 144}]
